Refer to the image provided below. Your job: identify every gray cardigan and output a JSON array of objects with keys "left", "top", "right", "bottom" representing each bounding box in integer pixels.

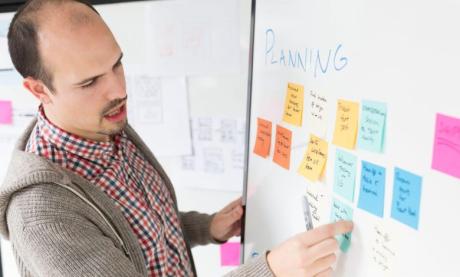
[{"left": 0, "top": 119, "right": 274, "bottom": 276}]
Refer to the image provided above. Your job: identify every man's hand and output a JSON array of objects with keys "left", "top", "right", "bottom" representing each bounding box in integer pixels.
[
  {"left": 210, "top": 197, "right": 244, "bottom": 242},
  {"left": 267, "top": 221, "right": 353, "bottom": 277}
]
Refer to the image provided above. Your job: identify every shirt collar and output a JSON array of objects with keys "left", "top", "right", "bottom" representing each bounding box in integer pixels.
[{"left": 36, "top": 105, "right": 125, "bottom": 161}]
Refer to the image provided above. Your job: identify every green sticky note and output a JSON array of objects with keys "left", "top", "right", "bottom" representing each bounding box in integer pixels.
[
  {"left": 331, "top": 198, "right": 354, "bottom": 252},
  {"left": 358, "top": 100, "right": 387, "bottom": 153},
  {"left": 333, "top": 149, "right": 357, "bottom": 202}
]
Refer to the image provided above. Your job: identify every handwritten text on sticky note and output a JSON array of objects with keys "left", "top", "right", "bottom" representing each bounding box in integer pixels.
[
  {"left": 358, "top": 161, "right": 386, "bottom": 217},
  {"left": 391, "top": 168, "right": 422, "bottom": 230},
  {"left": 332, "top": 100, "right": 359, "bottom": 149},
  {"left": 273, "top": 125, "right": 292, "bottom": 169},
  {"left": 220, "top": 242, "right": 241, "bottom": 266},
  {"left": 358, "top": 100, "right": 387, "bottom": 153},
  {"left": 282, "top": 82, "right": 304, "bottom": 126},
  {"left": 331, "top": 198, "right": 354, "bottom": 252},
  {"left": 307, "top": 90, "right": 328, "bottom": 137},
  {"left": 253, "top": 118, "right": 272, "bottom": 158},
  {"left": 432, "top": 113, "right": 460, "bottom": 179},
  {"left": 0, "top": 100, "right": 13, "bottom": 125},
  {"left": 298, "top": 134, "right": 328, "bottom": 182},
  {"left": 334, "top": 149, "right": 357, "bottom": 202}
]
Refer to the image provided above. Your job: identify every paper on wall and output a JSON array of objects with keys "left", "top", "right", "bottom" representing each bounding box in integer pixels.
[
  {"left": 159, "top": 116, "right": 245, "bottom": 192},
  {"left": 126, "top": 75, "right": 192, "bottom": 157}
]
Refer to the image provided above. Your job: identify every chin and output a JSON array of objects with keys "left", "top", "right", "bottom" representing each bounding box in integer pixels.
[{"left": 104, "top": 119, "right": 128, "bottom": 136}]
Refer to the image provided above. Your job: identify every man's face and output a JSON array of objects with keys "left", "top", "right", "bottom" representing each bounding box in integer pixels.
[{"left": 38, "top": 5, "right": 127, "bottom": 141}]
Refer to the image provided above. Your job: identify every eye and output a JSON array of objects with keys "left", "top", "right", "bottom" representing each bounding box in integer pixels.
[
  {"left": 114, "top": 60, "right": 123, "bottom": 69},
  {"left": 81, "top": 79, "right": 97, "bottom": 89}
]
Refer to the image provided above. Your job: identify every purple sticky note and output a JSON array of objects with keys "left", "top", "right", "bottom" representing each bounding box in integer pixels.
[
  {"left": 432, "top": 113, "right": 460, "bottom": 179},
  {"left": 0, "top": 100, "right": 13, "bottom": 125},
  {"left": 220, "top": 242, "right": 240, "bottom": 266}
]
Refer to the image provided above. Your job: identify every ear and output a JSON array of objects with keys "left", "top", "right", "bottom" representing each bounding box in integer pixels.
[{"left": 23, "top": 77, "right": 53, "bottom": 104}]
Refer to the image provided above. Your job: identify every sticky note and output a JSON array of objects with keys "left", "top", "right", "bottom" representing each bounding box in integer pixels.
[
  {"left": 253, "top": 118, "right": 272, "bottom": 158},
  {"left": 282, "top": 82, "right": 304, "bottom": 126},
  {"left": 357, "top": 100, "right": 387, "bottom": 153},
  {"left": 330, "top": 198, "right": 354, "bottom": 252},
  {"left": 358, "top": 161, "right": 386, "bottom": 217},
  {"left": 391, "top": 168, "right": 422, "bottom": 230},
  {"left": 298, "top": 134, "right": 328, "bottom": 182},
  {"left": 432, "top": 113, "right": 460, "bottom": 179},
  {"left": 273, "top": 125, "right": 292, "bottom": 169},
  {"left": 333, "top": 149, "right": 358, "bottom": 202},
  {"left": 306, "top": 186, "right": 329, "bottom": 226},
  {"left": 332, "top": 100, "right": 359, "bottom": 149},
  {"left": 0, "top": 100, "right": 12, "bottom": 125},
  {"left": 307, "top": 90, "right": 328, "bottom": 138},
  {"left": 220, "top": 242, "right": 240, "bottom": 266}
]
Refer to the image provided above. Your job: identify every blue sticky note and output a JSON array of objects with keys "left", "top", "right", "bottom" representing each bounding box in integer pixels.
[
  {"left": 358, "top": 161, "right": 386, "bottom": 217},
  {"left": 358, "top": 100, "right": 387, "bottom": 153},
  {"left": 331, "top": 198, "right": 353, "bottom": 252},
  {"left": 334, "top": 149, "right": 357, "bottom": 202},
  {"left": 391, "top": 168, "right": 422, "bottom": 230}
]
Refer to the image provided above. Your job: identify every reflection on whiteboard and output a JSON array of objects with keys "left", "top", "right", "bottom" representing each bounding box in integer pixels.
[
  {"left": 145, "top": 0, "right": 240, "bottom": 76},
  {"left": 159, "top": 117, "right": 245, "bottom": 192},
  {"left": 126, "top": 75, "right": 192, "bottom": 157}
]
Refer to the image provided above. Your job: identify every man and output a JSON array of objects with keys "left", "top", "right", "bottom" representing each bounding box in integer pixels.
[{"left": 0, "top": 0, "right": 352, "bottom": 276}]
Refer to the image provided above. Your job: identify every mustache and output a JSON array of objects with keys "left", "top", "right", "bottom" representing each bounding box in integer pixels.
[{"left": 102, "top": 96, "right": 128, "bottom": 116}]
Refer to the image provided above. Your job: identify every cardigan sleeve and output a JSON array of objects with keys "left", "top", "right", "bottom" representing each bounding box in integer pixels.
[{"left": 6, "top": 185, "right": 145, "bottom": 277}]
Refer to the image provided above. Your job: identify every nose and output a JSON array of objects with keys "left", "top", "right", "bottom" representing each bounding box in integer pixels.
[{"left": 106, "top": 67, "right": 127, "bottom": 101}]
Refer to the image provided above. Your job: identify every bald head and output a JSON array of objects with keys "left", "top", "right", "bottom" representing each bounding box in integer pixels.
[{"left": 8, "top": 0, "right": 101, "bottom": 91}]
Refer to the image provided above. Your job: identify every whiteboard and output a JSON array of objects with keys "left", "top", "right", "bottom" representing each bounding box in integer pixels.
[{"left": 243, "top": 0, "right": 460, "bottom": 276}]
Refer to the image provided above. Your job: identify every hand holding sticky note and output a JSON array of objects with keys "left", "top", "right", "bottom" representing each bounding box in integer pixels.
[
  {"left": 253, "top": 118, "right": 272, "bottom": 158},
  {"left": 282, "top": 82, "right": 304, "bottom": 126},
  {"left": 331, "top": 198, "right": 354, "bottom": 252},
  {"left": 298, "top": 134, "right": 328, "bottom": 182}
]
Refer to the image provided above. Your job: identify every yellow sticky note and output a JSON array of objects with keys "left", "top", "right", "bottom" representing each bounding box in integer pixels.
[
  {"left": 282, "top": 82, "right": 304, "bottom": 126},
  {"left": 332, "top": 100, "right": 359, "bottom": 149},
  {"left": 298, "top": 134, "right": 328, "bottom": 182}
]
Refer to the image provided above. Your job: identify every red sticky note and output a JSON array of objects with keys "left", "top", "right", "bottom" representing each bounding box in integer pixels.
[
  {"left": 253, "top": 118, "right": 272, "bottom": 158},
  {"left": 220, "top": 242, "right": 240, "bottom": 266},
  {"left": 0, "top": 100, "right": 13, "bottom": 125},
  {"left": 273, "top": 125, "right": 292, "bottom": 169},
  {"left": 432, "top": 113, "right": 460, "bottom": 179}
]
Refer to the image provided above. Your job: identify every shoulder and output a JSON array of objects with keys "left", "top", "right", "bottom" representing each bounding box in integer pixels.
[{"left": 7, "top": 183, "right": 97, "bottom": 231}]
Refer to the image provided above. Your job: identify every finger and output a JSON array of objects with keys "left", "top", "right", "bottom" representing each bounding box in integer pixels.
[
  {"left": 232, "top": 226, "right": 242, "bottom": 236},
  {"left": 315, "top": 267, "right": 333, "bottom": 277},
  {"left": 306, "top": 254, "right": 336, "bottom": 276},
  {"left": 220, "top": 205, "right": 244, "bottom": 226},
  {"left": 304, "top": 238, "right": 338, "bottom": 265},
  {"left": 221, "top": 196, "right": 243, "bottom": 212},
  {"left": 300, "top": 221, "right": 353, "bottom": 247}
]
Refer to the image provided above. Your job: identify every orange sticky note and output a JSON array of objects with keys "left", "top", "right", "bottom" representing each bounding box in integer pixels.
[
  {"left": 253, "top": 118, "right": 272, "bottom": 158},
  {"left": 298, "top": 134, "right": 328, "bottom": 181},
  {"left": 282, "top": 82, "right": 304, "bottom": 126},
  {"left": 273, "top": 125, "right": 292, "bottom": 169},
  {"left": 332, "top": 100, "right": 359, "bottom": 149}
]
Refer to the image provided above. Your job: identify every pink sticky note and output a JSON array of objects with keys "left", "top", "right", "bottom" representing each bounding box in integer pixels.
[
  {"left": 220, "top": 242, "right": 240, "bottom": 266},
  {"left": 0, "top": 100, "right": 13, "bottom": 125},
  {"left": 432, "top": 113, "right": 460, "bottom": 179}
]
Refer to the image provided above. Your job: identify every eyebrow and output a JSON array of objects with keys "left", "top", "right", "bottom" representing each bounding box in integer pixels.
[{"left": 73, "top": 52, "right": 124, "bottom": 86}]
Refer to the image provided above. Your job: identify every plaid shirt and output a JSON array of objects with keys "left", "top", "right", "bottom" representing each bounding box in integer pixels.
[{"left": 26, "top": 107, "right": 193, "bottom": 277}]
